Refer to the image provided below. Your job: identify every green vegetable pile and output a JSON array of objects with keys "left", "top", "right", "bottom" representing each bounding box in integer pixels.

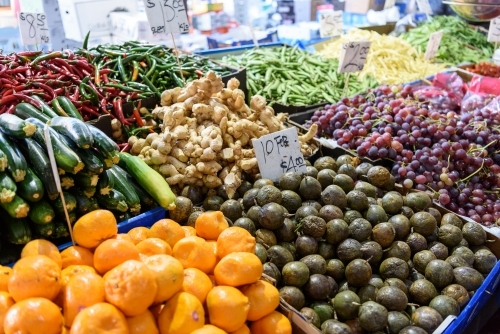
[
  {"left": 222, "top": 47, "right": 378, "bottom": 107},
  {"left": 402, "top": 16, "right": 494, "bottom": 64}
]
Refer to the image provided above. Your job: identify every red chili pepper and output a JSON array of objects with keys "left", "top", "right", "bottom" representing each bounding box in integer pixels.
[
  {"left": 5, "top": 105, "right": 15, "bottom": 114},
  {"left": 53, "top": 58, "right": 75, "bottom": 75},
  {"left": 10, "top": 67, "right": 29, "bottom": 74},
  {"left": 63, "top": 49, "right": 75, "bottom": 60},
  {"left": 100, "top": 98, "right": 113, "bottom": 117},
  {"left": 17, "top": 51, "right": 42, "bottom": 57},
  {"left": 125, "top": 117, "right": 136, "bottom": 123},
  {"left": 113, "top": 98, "right": 130, "bottom": 126},
  {"left": 102, "top": 73, "right": 109, "bottom": 84},
  {"left": 120, "top": 143, "right": 131, "bottom": 152},
  {"left": 47, "top": 64, "right": 79, "bottom": 82},
  {"left": 31, "top": 82, "right": 56, "bottom": 100},
  {"left": 68, "top": 60, "right": 93, "bottom": 73},
  {"left": 0, "top": 106, "right": 6, "bottom": 114},
  {"left": 54, "top": 88, "right": 64, "bottom": 95},
  {"left": 80, "top": 104, "right": 101, "bottom": 117},
  {"left": 132, "top": 101, "right": 145, "bottom": 127},
  {"left": 195, "top": 69, "right": 204, "bottom": 79},
  {"left": 99, "top": 69, "right": 112, "bottom": 75}
]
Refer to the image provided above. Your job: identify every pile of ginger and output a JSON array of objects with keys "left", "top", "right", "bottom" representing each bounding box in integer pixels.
[{"left": 127, "top": 71, "right": 318, "bottom": 198}]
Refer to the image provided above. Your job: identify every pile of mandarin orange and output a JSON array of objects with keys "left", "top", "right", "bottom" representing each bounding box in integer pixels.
[{"left": 0, "top": 209, "right": 292, "bottom": 334}]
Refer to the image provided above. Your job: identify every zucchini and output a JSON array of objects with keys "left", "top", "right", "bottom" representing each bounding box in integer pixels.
[
  {"left": 118, "top": 152, "right": 176, "bottom": 210},
  {"left": 115, "top": 165, "right": 156, "bottom": 207},
  {"left": 17, "top": 167, "right": 44, "bottom": 202},
  {"left": 78, "top": 149, "right": 104, "bottom": 175},
  {"left": 56, "top": 96, "right": 84, "bottom": 121},
  {"left": 97, "top": 170, "right": 114, "bottom": 195},
  {"left": 0, "top": 130, "right": 27, "bottom": 182},
  {"left": 14, "top": 103, "right": 51, "bottom": 123},
  {"left": 2, "top": 215, "right": 32, "bottom": 244},
  {"left": 114, "top": 211, "right": 131, "bottom": 222},
  {"left": 28, "top": 118, "right": 85, "bottom": 174},
  {"left": 73, "top": 173, "right": 99, "bottom": 188},
  {"left": 69, "top": 188, "right": 93, "bottom": 214},
  {"left": 108, "top": 166, "right": 140, "bottom": 214},
  {"left": 31, "top": 221, "right": 55, "bottom": 238},
  {"left": 93, "top": 150, "right": 113, "bottom": 170},
  {"left": 88, "top": 125, "right": 120, "bottom": 163},
  {"left": 0, "top": 149, "right": 7, "bottom": 172},
  {"left": 0, "top": 172, "right": 16, "bottom": 204},
  {"left": 30, "top": 95, "right": 59, "bottom": 118},
  {"left": 53, "top": 220, "right": 69, "bottom": 239},
  {"left": 1, "top": 195, "right": 29, "bottom": 218},
  {"left": 19, "top": 138, "right": 58, "bottom": 200},
  {"left": 0, "top": 114, "right": 36, "bottom": 138},
  {"left": 96, "top": 189, "right": 128, "bottom": 212},
  {"left": 68, "top": 212, "right": 78, "bottom": 225},
  {"left": 83, "top": 187, "right": 96, "bottom": 198},
  {"left": 88, "top": 197, "right": 100, "bottom": 211},
  {"left": 61, "top": 176, "right": 74, "bottom": 190},
  {"left": 49, "top": 116, "right": 94, "bottom": 149},
  {"left": 52, "top": 192, "right": 77, "bottom": 215},
  {"left": 28, "top": 200, "right": 55, "bottom": 225}
]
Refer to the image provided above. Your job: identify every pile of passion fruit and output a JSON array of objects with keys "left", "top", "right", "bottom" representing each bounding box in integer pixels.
[{"left": 170, "top": 155, "right": 498, "bottom": 334}]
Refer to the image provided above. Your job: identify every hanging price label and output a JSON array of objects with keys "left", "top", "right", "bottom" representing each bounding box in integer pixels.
[
  {"left": 424, "top": 30, "right": 443, "bottom": 60},
  {"left": 142, "top": 0, "right": 190, "bottom": 35},
  {"left": 416, "top": 0, "right": 433, "bottom": 15},
  {"left": 252, "top": 128, "right": 307, "bottom": 182},
  {"left": 338, "top": 41, "right": 371, "bottom": 73},
  {"left": 18, "top": 12, "right": 50, "bottom": 45},
  {"left": 319, "top": 10, "right": 343, "bottom": 39},
  {"left": 488, "top": 17, "right": 500, "bottom": 42}
]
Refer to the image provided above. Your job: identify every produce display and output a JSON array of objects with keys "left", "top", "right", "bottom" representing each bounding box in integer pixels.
[
  {"left": 222, "top": 46, "right": 378, "bottom": 106},
  {"left": 402, "top": 16, "right": 494, "bottom": 64},
  {"left": 179, "top": 156, "right": 497, "bottom": 334},
  {"left": 129, "top": 71, "right": 319, "bottom": 197},
  {"left": 464, "top": 62, "right": 500, "bottom": 77},
  {"left": 0, "top": 209, "right": 291, "bottom": 333},
  {"left": 318, "top": 29, "right": 447, "bottom": 85}
]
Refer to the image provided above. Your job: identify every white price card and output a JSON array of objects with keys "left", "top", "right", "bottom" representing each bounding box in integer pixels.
[
  {"left": 424, "top": 30, "right": 443, "bottom": 60},
  {"left": 143, "top": 0, "right": 189, "bottom": 35},
  {"left": 319, "top": 11, "right": 343, "bottom": 39},
  {"left": 488, "top": 17, "right": 500, "bottom": 42},
  {"left": 416, "top": 0, "right": 433, "bottom": 15},
  {"left": 18, "top": 12, "right": 50, "bottom": 45},
  {"left": 252, "top": 128, "right": 307, "bottom": 182},
  {"left": 338, "top": 41, "right": 371, "bottom": 73}
]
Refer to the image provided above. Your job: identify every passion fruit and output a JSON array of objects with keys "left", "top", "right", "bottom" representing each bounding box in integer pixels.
[
  {"left": 314, "top": 156, "right": 338, "bottom": 171},
  {"left": 376, "top": 286, "right": 408, "bottom": 312},
  {"left": 181, "top": 186, "right": 204, "bottom": 205},
  {"left": 262, "top": 262, "right": 281, "bottom": 284},
  {"left": 295, "top": 235, "right": 318, "bottom": 258},
  {"left": 442, "top": 284, "right": 470, "bottom": 308},
  {"left": 441, "top": 213, "right": 464, "bottom": 229},
  {"left": 299, "top": 176, "right": 322, "bottom": 200},
  {"left": 242, "top": 188, "right": 259, "bottom": 210},
  {"left": 346, "top": 190, "right": 369, "bottom": 212},
  {"left": 474, "top": 249, "right": 497, "bottom": 274},
  {"left": 302, "top": 216, "right": 327, "bottom": 238},
  {"left": 453, "top": 267, "right": 484, "bottom": 291},
  {"left": 317, "top": 169, "right": 337, "bottom": 190},
  {"left": 358, "top": 301, "right": 389, "bottom": 332},
  {"left": 438, "top": 224, "right": 463, "bottom": 247},
  {"left": 337, "top": 238, "right": 362, "bottom": 263},
  {"left": 462, "top": 222, "right": 487, "bottom": 246},
  {"left": 425, "top": 259, "right": 454, "bottom": 289},
  {"left": 413, "top": 250, "right": 437, "bottom": 274},
  {"left": 406, "top": 233, "right": 428, "bottom": 255},
  {"left": 429, "top": 295, "right": 460, "bottom": 319},
  {"left": 279, "top": 172, "right": 302, "bottom": 191},
  {"left": 409, "top": 279, "right": 438, "bottom": 305},
  {"left": 304, "top": 274, "right": 331, "bottom": 301},
  {"left": 388, "top": 215, "right": 411, "bottom": 240},
  {"left": 446, "top": 255, "right": 471, "bottom": 269},
  {"left": 372, "top": 223, "right": 396, "bottom": 248},
  {"left": 321, "top": 319, "right": 353, "bottom": 334},
  {"left": 358, "top": 284, "right": 379, "bottom": 303},
  {"left": 300, "top": 307, "right": 321, "bottom": 329},
  {"left": 410, "top": 212, "right": 437, "bottom": 236},
  {"left": 254, "top": 178, "right": 274, "bottom": 189},
  {"left": 305, "top": 166, "right": 319, "bottom": 178},
  {"left": 379, "top": 257, "right": 410, "bottom": 280},
  {"left": 300, "top": 254, "right": 327, "bottom": 275},
  {"left": 203, "top": 195, "right": 224, "bottom": 211},
  {"left": 258, "top": 203, "right": 285, "bottom": 230},
  {"left": 364, "top": 205, "right": 388, "bottom": 226},
  {"left": 334, "top": 174, "right": 355, "bottom": 193},
  {"left": 349, "top": 218, "right": 372, "bottom": 242},
  {"left": 387, "top": 311, "right": 411, "bottom": 334},
  {"left": 344, "top": 210, "right": 363, "bottom": 224},
  {"left": 356, "top": 162, "right": 373, "bottom": 178},
  {"left": 255, "top": 229, "right": 277, "bottom": 249},
  {"left": 256, "top": 185, "right": 282, "bottom": 206},
  {"left": 333, "top": 290, "right": 360, "bottom": 321},
  {"left": 355, "top": 181, "right": 377, "bottom": 198},
  {"left": 319, "top": 205, "right": 343, "bottom": 222},
  {"left": 326, "top": 259, "right": 345, "bottom": 281},
  {"left": 318, "top": 241, "right": 336, "bottom": 260},
  {"left": 361, "top": 241, "right": 383, "bottom": 264},
  {"left": 338, "top": 164, "right": 357, "bottom": 181},
  {"left": 382, "top": 192, "right": 404, "bottom": 215},
  {"left": 366, "top": 166, "right": 391, "bottom": 188},
  {"left": 295, "top": 205, "right": 319, "bottom": 220},
  {"left": 220, "top": 199, "right": 242, "bottom": 222},
  {"left": 411, "top": 306, "right": 443, "bottom": 334},
  {"left": 404, "top": 192, "right": 432, "bottom": 212},
  {"left": 345, "top": 259, "right": 372, "bottom": 287},
  {"left": 452, "top": 246, "right": 475, "bottom": 267},
  {"left": 321, "top": 185, "right": 347, "bottom": 209},
  {"left": 282, "top": 261, "right": 310, "bottom": 287},
  {"left": 384, "top": 241, "right": 411, "bottom": 262},
  {"left": 428, "top": 242, "right": 449, "bottom": 260},
  {"left": 279, "top": 286, "right": 305, "bottom": 310},
  {"left": 325, "top": 219, "right": 349, "bottom": 245}
]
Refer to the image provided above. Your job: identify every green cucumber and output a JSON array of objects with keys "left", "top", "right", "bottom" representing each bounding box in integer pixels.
[
  {"left": 49, "top": 116, "right": 94, "bottom": 149},
  {"left": 19, "top": 138, "right": 58, "bottom": 200},
  {"left": 96, "top": 189, "right": 128, "bottom": 212},
  {"left": 61, "top": 176, "right": 74, "bottom": 190},
  {"left": 30, "top": 95, "right": 59, "bottom": 118},
  {"left": 17, "top": 167, "right": 44, "bottom": 202},
  {"left": 83, "top": 187, "right": 96, "bottom": 198},
  {"left": 56, "top": 96, "right": 84, "bottom": 121},
  {"left": 0, "top": 172, "right": 16, "bottom": 204},
  {"left": 53, "top": 220, "right": 69, "bottom": 238},
  {"left": 69, "top": 188, "right": 93, "bottom": 214},
  {"left": 14, "top": 103, "right": 51, "bottom": 123},
  {"left": 109, "top": 166, "right": 140, "bottom": 214},
  {"left": 2, "top": 214, "right": 32, "bottom": 244},
  {"left": 28, "top": 200, "right": 55, "bottom": 225},
  {"left": 31, "top": 221, "right": 55, "bottom": 238},
  {"left": 28, "top": 117, "right": 85, "bottom": 174},
  {"left": 88, "top": 125, "right": 120, "bottom": 164},
  {"left": 52, "top": 192, "right": 76, "bottom": 215},
  {"left": 0, "top": 114, "right": 36, "bottom": 138},
  {"left": 118, "top": 152, "right": 176, "bottom": 210},
  {"left": 1, "top": 195, "right": 30, "bottom": 218},
  {"left": 0, "top": 149, "right": 7, "bottom": 172},
  {"left": 114, "top": 165, "right": 156, "bottom": 207},
  {"left": 51, "top": 98, "right": 69, "bottom": 117},
  {"left": 73, "top": 173, "right": 99, "bottom": 188},
  {"left": 0, "top": 130, "right": 27, "bottom": 182},
  {"left": 97, "top": 169, "right": 114, "bottom": 195}
]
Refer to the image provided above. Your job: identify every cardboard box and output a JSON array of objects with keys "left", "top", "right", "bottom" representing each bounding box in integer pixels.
[
  {"left": 345, "top": 0, "right": 386, "bottom": 14},
  {"left": 57, "top": 0, "right": 138, "bottom": 41}
]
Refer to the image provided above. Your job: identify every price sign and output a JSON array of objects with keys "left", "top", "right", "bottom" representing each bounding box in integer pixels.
[
  {"left": 143, "top": 0, "right": 189, "bottom": 35},
  {"left": 18, "top": 12, "right": 50, "bottom": 45},
  {"left": 424, "top": 30, "right": 443, "bottom": 60},
  {"left": 252, "top": 128, "right": 307, "bottom": 182},
  {"left": 488, "top": 17, "right": 500, "bottom": 42},
  {"left": 319, "top": 10, "right": 343, "bottom": 39},
  {"left": 416, "top": 0, "right": 433, "bottom": 15},
  {"left": 338, "top": 41, "right": 371, "bottom": 73}
]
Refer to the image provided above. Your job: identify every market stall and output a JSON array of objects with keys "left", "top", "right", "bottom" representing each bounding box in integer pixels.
[{"left": 1, "top": 2, "right": 500, "bottom": 332}]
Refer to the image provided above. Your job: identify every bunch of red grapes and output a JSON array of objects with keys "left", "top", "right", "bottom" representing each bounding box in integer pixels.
[{"left": 305, "top": 85, "right": 500, "bottom": 226}]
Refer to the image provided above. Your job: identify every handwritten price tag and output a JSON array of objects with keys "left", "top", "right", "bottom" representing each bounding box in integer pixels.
[
  {"left": 416, "top": 0, "right": 433, "bottom": 15},
  {"left": 252, "top": 128, "right": 307, "bottom": 182},
  {"left": 18, "top": 12, "right": 50, "bottom": 45},
  {"left": 143, "top": 0, "right": 189, "bottom": 35},
  {"left": 488, "top": 17, "right": 500, "bottom": 42},
  {"left": 338, "top": 41, "right": 371, "bottom": 73},
  {"left": 424, "top": 30, "right": 443, "bottom": 60},
  {"left": 319, "top": 11, "right": 343, "bottom": 39}
]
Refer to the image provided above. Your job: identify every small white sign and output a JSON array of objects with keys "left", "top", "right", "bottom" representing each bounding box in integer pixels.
[
  {"left": 338, "top": 41, "right": 371, "bottom": 73},
  {"left": 252, "top": 128, "right": 307, "bottom": 182},
  {"left": 384, "top": 0, "right": 396, "bottom": 9},
  {"left": 319, "top": 10, "right": 343, "bottom": 39},
  {"left": 488, "top": 17, "right": 500, "bottom": 42},
  {"left": 424, "top": 30, "right": 443, "bottom": 60},
  {"left": 18, "top": 12, "right": 50, "bottom": 45},
  {"left": 143, "top": 0, "right": 190, "bottom": 35},
  {"left": 416, "top": 0, "right": 433, "bottom": 15}
]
